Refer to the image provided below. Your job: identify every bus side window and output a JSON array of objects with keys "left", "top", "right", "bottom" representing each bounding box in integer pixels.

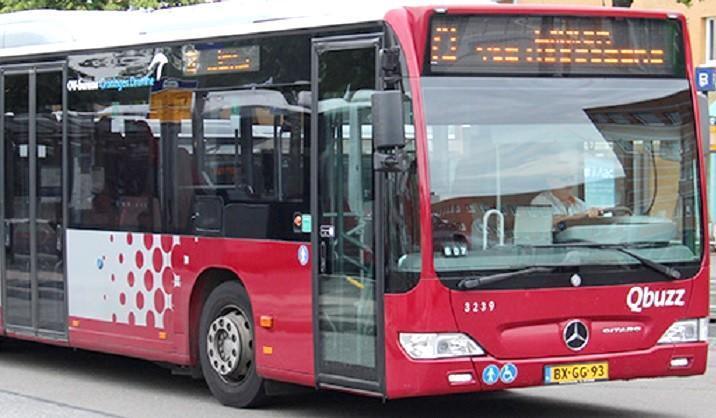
[{"left": 186, "top": 87, "right": 308, "bottom": 239}]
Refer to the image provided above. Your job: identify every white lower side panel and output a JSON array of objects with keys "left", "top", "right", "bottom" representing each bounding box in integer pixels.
[{"left": 66, "top": 229, "right": 179, "bottom": 329}]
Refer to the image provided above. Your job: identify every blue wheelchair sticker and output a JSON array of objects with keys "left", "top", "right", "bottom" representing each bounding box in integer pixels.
[{"left": 500, "top": 363, "right": 518, "bottom": 384}]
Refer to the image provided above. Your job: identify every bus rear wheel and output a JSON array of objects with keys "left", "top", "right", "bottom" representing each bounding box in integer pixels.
[{"left": 199, "top": 281, "right": 266, "bottom": 407}]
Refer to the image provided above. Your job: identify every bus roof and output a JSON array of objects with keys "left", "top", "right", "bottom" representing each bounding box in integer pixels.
[
  {"left": 0, "top": 1, "right": 679, "bottom": 60},
  {"left": 0, "top": 0, "right": 494, "bottom": 58}
]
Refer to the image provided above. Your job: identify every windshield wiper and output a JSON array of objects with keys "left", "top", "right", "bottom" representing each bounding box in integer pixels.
[
  {"left": 544, "top": 241, "right": 682, "bottom": 280},
  {"left": 457, "top": 266, "right": 555, "bottom": 289}
]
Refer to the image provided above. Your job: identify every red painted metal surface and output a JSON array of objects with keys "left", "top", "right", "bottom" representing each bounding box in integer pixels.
[{"left": 65, "top": 234, "right": 314, "bottom": 384}]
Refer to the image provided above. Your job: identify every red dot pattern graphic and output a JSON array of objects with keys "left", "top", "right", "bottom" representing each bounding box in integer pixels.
[
  {"left": 154, "top": 289, "right": 165, "bottom": 313},
  {"left": 102, "top": 232, "right": 179, "bottom": 330},
  {"left": 161, "top": 236, "right": 173, "bottom": 253},
  {"left": 162, "top": 268, "right": 173, "bottom": 293},
  {"left": 144, "top": 270, "right": 154, "bottom": 291},
  {"left": 163, "top": 310, "right": 173, "bottom": 329},
  {"left": 146, "top": 311, "right": 155, "bottom": 328},
  {"left": 152, "top": 248, "right": 163, "bottom": 273},
  {"left": 144, "top": 234, "right": 153, "bottom": 250}
]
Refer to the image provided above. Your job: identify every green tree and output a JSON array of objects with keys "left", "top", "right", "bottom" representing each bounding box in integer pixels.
[{"left": 0, "top": 0, "right": 203, "bottom": 13}]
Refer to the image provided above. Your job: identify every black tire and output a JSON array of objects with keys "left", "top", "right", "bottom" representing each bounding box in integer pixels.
[{"left": 199, "top": 280, "right": 267, "bottom": 408}]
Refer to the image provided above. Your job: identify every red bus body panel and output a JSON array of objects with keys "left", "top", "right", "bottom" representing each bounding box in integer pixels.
[{"left": 64, "top": 232, "right": 314, "bottom": 386}]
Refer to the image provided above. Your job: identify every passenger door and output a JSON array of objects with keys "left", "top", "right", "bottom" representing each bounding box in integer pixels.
[
  {"left": 311, "top": 34, "right": 385, "bottom": 393},
  {"left": 1, "top": 63, "right": 67, "bottom": 338}
]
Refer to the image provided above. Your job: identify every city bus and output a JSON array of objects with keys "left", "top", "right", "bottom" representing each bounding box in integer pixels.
[{"left": 0, "top": 0, "right": 709, "bottom": 408}]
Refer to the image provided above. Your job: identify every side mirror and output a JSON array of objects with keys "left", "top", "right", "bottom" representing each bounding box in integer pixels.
[{"left": 372, "top": 90, "right": 405, "bottom": 150}]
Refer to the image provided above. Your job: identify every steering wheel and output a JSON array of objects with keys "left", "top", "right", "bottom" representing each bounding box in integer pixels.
[{"left": 600, "top": 206, "right": 633, "bottom": 216}]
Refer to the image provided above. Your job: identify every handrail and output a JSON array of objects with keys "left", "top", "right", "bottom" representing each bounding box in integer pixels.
[{"left": 482, "top": 209, "right": 505, "bottom": 250}]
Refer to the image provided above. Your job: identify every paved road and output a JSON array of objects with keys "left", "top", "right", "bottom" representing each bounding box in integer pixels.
[{"left": 0, "top": 327, "right": 714, "bottom": 418}]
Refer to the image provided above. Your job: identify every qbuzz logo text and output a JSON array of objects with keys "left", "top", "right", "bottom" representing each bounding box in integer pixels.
[{"left": 626, "top": 286, "right": 686, "bottom": 313}]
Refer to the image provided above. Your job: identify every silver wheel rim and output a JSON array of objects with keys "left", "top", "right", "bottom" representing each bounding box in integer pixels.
[{"left": 206, "top": 305, "right": 253, "bottom": 383}]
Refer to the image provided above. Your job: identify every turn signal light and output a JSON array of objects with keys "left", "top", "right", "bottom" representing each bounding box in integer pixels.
[{"left": 259, "top": 316, "right": 274, "bottom": 329}]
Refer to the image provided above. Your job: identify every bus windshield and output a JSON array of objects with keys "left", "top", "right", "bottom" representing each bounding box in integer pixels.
[{"left": 422, "top": 77, "right": 702, "bottom": 276}]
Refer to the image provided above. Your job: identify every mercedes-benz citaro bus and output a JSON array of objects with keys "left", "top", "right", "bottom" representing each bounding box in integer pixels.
[{"left": 0, "top": 0, "right": 708, "bottom": 408}]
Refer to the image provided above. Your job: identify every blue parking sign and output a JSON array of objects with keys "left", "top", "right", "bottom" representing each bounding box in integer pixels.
[{"left": 695, "top": 68, "right": 716, "bottom": 91}]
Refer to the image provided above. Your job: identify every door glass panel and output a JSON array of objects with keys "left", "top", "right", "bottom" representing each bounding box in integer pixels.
[
  {"left": 4, "top": 73, "right": 31, "bottom": 328},
  {"left": 317, "top": 46, "right": 376, "bottom": 379},
  {"left": 36, "top": 71, "right": 64, "bottom": 332}
]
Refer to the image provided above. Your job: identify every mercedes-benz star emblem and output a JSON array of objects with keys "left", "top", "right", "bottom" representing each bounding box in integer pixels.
[{"left": 563, "top": 320, "right": 589, "bottom": 351}]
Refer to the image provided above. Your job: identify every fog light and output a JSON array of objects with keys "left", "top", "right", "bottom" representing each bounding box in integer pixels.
[
  {"left": 670, "top": 357, "right": 689, "bottom": 368},
  {"left": 448, "top": 372, "right": 475, "bottom": 385}
]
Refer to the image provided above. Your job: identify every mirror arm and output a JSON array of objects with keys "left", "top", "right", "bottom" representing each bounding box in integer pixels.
[
  {"left": 380, "top": 47, "right": 402, "bottom": 90},
  {"left": 374, "top": 149, "right": 409, "bottom": 172}
]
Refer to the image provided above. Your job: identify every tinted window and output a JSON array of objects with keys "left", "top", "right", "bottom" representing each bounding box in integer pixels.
[
  {"left": 67, "top": 35, "right": 311, "bottom": 240},
  {"left": 186, "top": 87, "right": 309, "bottom": 238},
  {"left": 68, "top": 48, "right": 161, "bottom": 232}
]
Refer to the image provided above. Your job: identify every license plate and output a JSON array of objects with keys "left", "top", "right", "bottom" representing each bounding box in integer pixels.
[{"left": 544, "top": 362, "right": 609, "bottom": 384}]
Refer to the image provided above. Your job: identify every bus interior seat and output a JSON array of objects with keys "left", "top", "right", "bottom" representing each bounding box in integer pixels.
[
  {"left": 223, "top": 203, "right": 270, "bottom": 239},
  {"left": 191, "top": 195, "right": 223, "bottom": 233}
]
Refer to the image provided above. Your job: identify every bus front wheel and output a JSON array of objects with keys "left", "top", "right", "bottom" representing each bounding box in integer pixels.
[{"left": 199, "top": 280, "right": 266, "bottom": 407}]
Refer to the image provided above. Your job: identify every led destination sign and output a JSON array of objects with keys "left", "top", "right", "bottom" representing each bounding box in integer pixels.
[
  {"left": 183, "top": 44, "right": 260, "bottom": 76},
  {"left": 429, "top": 16, "right": 684, "bottom": 76}
]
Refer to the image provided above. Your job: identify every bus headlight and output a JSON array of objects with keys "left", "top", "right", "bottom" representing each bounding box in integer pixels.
[
  {"left": 657, "top": 318, "right": 709, "bottom": 344},
  {"left": 399, "top": 333, "right": 485, "bottom": 359}
]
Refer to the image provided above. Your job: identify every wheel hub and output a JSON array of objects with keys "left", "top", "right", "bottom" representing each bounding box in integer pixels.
[{"left": 206, "top": 309, "right": 252, "bottom": 381}]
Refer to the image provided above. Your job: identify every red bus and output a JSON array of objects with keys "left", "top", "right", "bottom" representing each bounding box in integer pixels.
[{"left": 0, "top": 0, "right": 709, "bottom": 408}]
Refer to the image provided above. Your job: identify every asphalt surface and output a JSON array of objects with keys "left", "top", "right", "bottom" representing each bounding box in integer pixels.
[{"left": 0, "top": 326, "right": 714, "bottom": 418}]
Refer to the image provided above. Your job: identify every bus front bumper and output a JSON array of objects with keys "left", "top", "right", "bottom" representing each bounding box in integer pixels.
[{"left": 386, "top": 342, "right": 707, "bottom": 398}]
